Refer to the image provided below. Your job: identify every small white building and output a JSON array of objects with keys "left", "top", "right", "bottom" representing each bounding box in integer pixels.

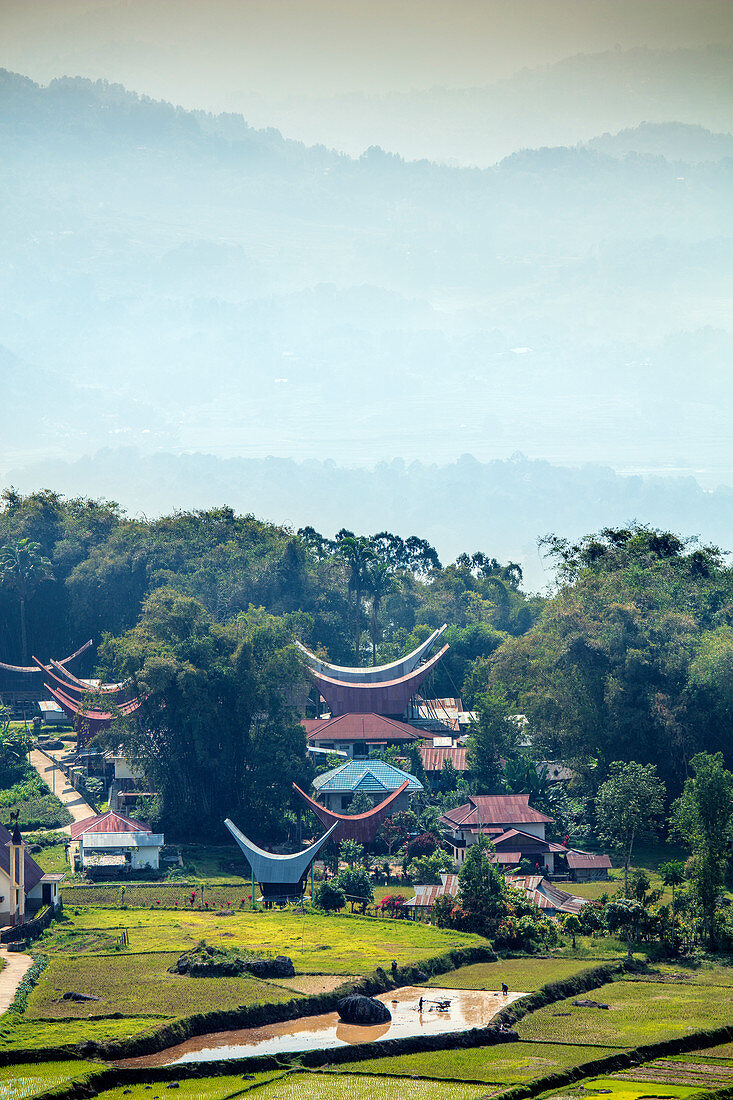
[{"left": 69, "top": 811, "right": 163, "bottom": 872}]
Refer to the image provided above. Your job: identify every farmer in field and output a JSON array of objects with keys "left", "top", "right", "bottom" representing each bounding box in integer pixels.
[{"left": 502, "top": 982, "right": 509, "bottom": 996}]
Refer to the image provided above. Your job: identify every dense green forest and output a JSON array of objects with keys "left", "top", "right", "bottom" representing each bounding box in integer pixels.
[{"left": 2, "top": 489, "right": 732, "bottom": 839}]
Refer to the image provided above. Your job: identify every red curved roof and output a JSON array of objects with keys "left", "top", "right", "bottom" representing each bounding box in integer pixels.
[
  {"left": 293, "top": 780, "right": 409, "bottom": 844},
  {"left": 303, "top": 713, "right": 420, "bottom": 743},
  {"left": 307, "top": 645, "right": 449, "bottom": 717}
]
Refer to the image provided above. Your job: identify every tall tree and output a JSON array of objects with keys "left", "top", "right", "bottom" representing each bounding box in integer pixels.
[
  {"left": 337, "top": 534, "right": 376, "bottom": 664},
  {"left": 365, "top": 559, "right": 398, "bottom": 665},
  {"left": 467, "top": 687, "right": 515, "bottom": 791},
  {"left": 0, "top": 538, "right": 53, "bottom": 663},
  {"left": 669, "top": 751, "right": 733, "bottom": 947},
  {"left": 595, "top": 761, "right": 666, "bottom": 896}
]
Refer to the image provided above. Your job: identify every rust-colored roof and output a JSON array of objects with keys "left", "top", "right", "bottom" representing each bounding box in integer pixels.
[
  {"left": 508, "top": 874, "right": 586, "bottom": 915},
  {"left": 303, "top": 713, "right": 420, "bottom": 742},
  {"left": 441, "top": 794, "right": 553, "bottom": 829},
  {"left": 492, "top": 828, "right": 567, "bottom": 853},
  {"left": 420, "top": 745, "right": 468, "bottom": 772},
  {"left": 405, "top": 873, "right": 459, "bottom": 908},
  {"left": 566, "top": 851, "right": 612, "bottom": 869},
  {"left": 0, "top": 823, "right": 44, "bottom": 893},
  {"left": 70, "top": 810, "right": 150, "bottom": 839}
]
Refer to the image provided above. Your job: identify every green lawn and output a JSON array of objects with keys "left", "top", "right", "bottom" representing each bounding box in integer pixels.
[
  {"left": 46, "top": 907, "right": 487, "bottom": 974},
  {"left": 518, "top": 980, "right": 733, "bottom": 1046},
  {"left": 25, "top": 951, "right": 299, "bottom": 1020},
  {"left": 347, "top": 1041, "right": 621, "bottom": 1084},
  {"left": 0, "top": 1060, "right": 102, "bottom": 1100},
  {"left": 425, "top": 957, "right": 604, "bottom": 992}
]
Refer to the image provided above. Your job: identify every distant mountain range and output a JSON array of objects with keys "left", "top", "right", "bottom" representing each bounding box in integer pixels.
[{"left": 0, "top": 66, "right": 731, "bottom": 513}]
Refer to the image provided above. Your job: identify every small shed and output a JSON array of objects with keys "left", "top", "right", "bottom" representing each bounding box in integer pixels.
[
  {"left": 566, "top": 851, "right": 612, "bottom": 882},
  {"left": 69, "top": 811, "right": 164, "bottom": 871}
]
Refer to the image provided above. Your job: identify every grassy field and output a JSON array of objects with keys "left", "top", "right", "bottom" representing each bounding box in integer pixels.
[
  {"left": 31, "top": 842, "right": 68, "bottom": 873},
  {"left": 25, "top": 951, "right": 300, "bottom": 1019},
  {"left": 346, "top": 1041, "right": 622, "bottom": 1084},
  {"left": 61, "top": 884, "right": 259, "bottom": 909},
  {"left": 537, "top": 1075, "right": 703, "bottom": 1099},
  {"left": 82, "top": 1073, "right": 286, "bottom": 1100},
  {"left": 44, "top": 907, "right": 487, "bottom": 973},
  {"left": 0, "top": 1015, "right": 164, "bottom": 1052},
  {"left": 424, "top": 957, "right": 605, "bottom": 992},
  {"left": 517, "top": 979, "right": 733, "bottom": 1046},
  {"left": 621, "top": 960, "right": 733, "bottom": 986},
  {"left": 0, "top": 1060, "right": 102, "bottom": 1100},
  {"left": 251, "top": 1073, "right": 489, "bottom": 1100}
]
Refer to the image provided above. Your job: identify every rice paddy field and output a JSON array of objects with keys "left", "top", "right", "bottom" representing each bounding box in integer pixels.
[
  {"left": 24, "top": 951, "right": 300, "bottom": 1019},
  {"left": 41, "top": 907, "right": 486, "bottom": 973},
  {"left": 340, "top": 1041, "right": 620, "bottom": 1084},
  {"left": 424, "top": 957, "right": 605, "bottom": 992},
  {"left": 517, "top": 978, "right": 733, "bottom": 1046},
  {"left": 537, "top": 1076, "right": 705, "bottom": 1099},
  {"left": 0, "top": 1060, "right": 100, "bottom": 1100}
]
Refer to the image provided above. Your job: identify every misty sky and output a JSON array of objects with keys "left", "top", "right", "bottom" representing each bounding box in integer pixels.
[{"left": 3, "top": 1, "right": 732, "bottom": 113}]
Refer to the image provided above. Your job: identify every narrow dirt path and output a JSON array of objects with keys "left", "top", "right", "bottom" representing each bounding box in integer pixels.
[
  {"left": 0, "top": 946, "right": 33, "bottom": 1014},
  {"left": 28, "top": 747, "right": 96, "bottom": 832}
]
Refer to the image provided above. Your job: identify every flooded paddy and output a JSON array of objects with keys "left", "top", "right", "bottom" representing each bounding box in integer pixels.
[{"left": 117, "top": 985, "right": 524, "bottom": 1068}]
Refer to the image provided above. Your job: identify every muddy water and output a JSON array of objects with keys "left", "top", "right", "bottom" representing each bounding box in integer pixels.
[{"left": 117, "top": 986, "right": 524, "bottom": 1068}]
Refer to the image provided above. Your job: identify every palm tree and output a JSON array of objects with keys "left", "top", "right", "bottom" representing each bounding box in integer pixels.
[
  {"left": 365, "top": 560, "right": 398, "bottom": 665},
  {"left": 660, "top": 860, "right": 685, "bottom": 942},
  {"left": 0, "top": 539, "right": 53, "bottom": 664},
  {"left": 337, "top": 536, "right": 375, "bottom": 664}
]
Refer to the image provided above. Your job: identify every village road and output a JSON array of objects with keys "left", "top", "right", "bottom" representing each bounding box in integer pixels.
[
  {"left": 28, "top": 747, "right": 95, "bottom": 833},
  {"left": 0, "top": 946, "right": 33, "bottom": 1013}
]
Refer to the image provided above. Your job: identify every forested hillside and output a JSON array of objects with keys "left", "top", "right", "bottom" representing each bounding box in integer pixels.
[{"left": 2, "top": 490, "right": 731, "bottom": 824}]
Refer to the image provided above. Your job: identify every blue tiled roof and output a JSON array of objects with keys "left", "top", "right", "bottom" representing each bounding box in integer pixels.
[{"left": 313, "top": 760, "right": 423, "bottom": 794}]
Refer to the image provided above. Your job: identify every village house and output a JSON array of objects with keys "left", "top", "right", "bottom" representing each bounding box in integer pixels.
[
  {"left": 69, "top": 810, "right": 164, "bottom": 872},
  {"left": 440, "top": 794, "right": 565, "bottom": 872},
  {"left": 302, "top": 712, "right": 420, "bottom": 759},
  {"left": 566, "top": 851, "right": 612, "bottom": 882},
  {"left": 312, "top": 759, "right": 423, "bottom": 813}
]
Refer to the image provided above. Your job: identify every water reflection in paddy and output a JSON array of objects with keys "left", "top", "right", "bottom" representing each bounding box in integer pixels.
[{"left": 118, "top": 986, "right": 523, "bottom": 1068}]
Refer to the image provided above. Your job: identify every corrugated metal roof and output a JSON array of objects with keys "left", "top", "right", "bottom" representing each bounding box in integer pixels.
[
  {"left": 313, "top": 760, "right": 423, "bottom": 794},
  {"left": 420, "top": 745, "right": 468, "bottom": 772},
  {"left": 81, "top": 833, "right": 164, "bottom": 849},
  {"left": 405, "top": 873, "right": 459, "bottom": 908},
  {"left": 509, "top": 874, "right": 587, "bottom": 915},
  {"left": 441, "top": 794, "right": 553, "bottom": 828},
  {"left": 304, "top": 713, "right": 419, "bottom": 742},
  {"left": 566, "top": 851, "right": 612, "bottom": 869},
  {"left": 70, "top": 810, "right": 151, "bottom": 839}
]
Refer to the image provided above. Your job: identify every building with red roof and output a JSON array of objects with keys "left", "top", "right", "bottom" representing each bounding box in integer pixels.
[
  {"left": 303, "top": 712, "right": 421, "bottom": 759},
  {"left": 69, "top": 810, "right": 164, "bottom": 872}
]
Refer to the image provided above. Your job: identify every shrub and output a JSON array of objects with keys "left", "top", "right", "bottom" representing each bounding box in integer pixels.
[{"left": 313, "top": 881, "right": 346, "bottom": 912}]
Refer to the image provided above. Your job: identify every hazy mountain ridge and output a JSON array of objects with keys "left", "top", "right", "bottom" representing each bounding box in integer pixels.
[
  {"left": 5, "top": 450, "right": 733, "bottom": 590},
  {"left": 1, "top": 68, "right": 731, "bottom": 479}
]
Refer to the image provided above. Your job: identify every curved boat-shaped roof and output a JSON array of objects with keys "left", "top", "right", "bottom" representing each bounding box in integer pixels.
[
  {"left": 48, "top": 657, "right": 126, "bottom": 695},
  {"left": 306, "top": 644, "right": 449, "bottom": 717},
  {"left": 44, "top": 681, "right": 145, "bottom": 748},
  {"left": 296, "top": 624, "right": 447, "bottom": 684},
  {"left": 224, "top": 818, "right": 337, "bottom": 885},
  {"left": 0, "top": 639, "right": 92, "bottom": 675},
  {"left": 293, "top": 780, "right": 409, "bottom": 845},
  {"left": 33, "top": 657, "right": 128, "bottom": 702}
]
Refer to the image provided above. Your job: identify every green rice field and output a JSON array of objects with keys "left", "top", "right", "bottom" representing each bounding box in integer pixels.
[
  {"left": 538, "top": 1076, "right": 704, "bottom": 1099},
  {"left": 342, "top": 1040, "right": 621, "bottom": 1083},
  {"left": 43, "top": 907, "right": 487, "bottom": 973},
  {"left": 425, "top": 957, "right": 604, "bottom": 992},
  {"left": 0, "top": 1060, "right": 101, "bottom": 1100},
  {"left": 517, "top": 980, "right": 733, "bottom": 1046},
  {"left": 25, "top": 951, "right": 298, "bottom": 1019}
]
